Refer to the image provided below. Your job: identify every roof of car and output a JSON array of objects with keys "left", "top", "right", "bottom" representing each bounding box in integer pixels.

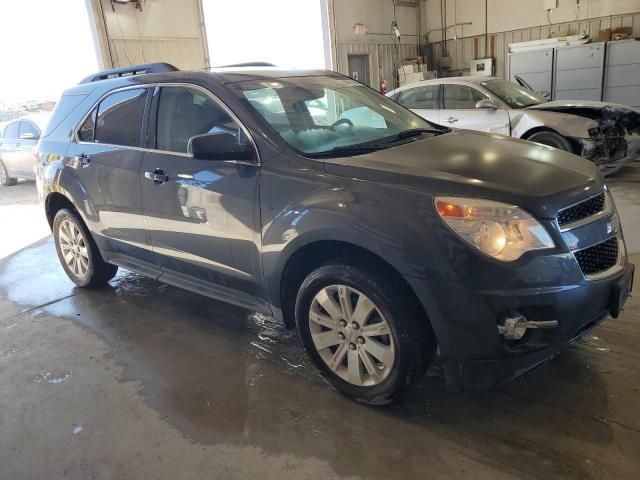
[
  {"left": 389, "top": 76, "right": 501, "bottom": 95},
  {"left": 66, "top": 65, "right": 341, "bottom": 96}
]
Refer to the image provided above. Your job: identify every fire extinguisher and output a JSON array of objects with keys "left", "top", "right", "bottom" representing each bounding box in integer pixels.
[{"left": 380, "top": 79, "right": 388, "bottom": 95}]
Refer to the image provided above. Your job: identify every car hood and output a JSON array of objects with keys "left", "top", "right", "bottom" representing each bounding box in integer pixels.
[
  {"left": 323, "top": 130, "right": 602, "bottom": 219},
  {"left": 525, "top": 100, "right": 640, "bottom": 135},
  {"left": 526, "top": 99, "right": 630, "bottom": 111}
]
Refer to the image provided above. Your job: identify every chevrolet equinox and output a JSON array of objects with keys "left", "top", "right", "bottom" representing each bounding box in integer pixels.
[{"left": 35, "top": 63, "right": 634, "bottom": 404}]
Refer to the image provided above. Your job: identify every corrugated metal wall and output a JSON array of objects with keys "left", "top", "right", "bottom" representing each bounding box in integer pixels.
[
  {"left": 335, "top": 43, "right": 419, "bottom": 90},
  {"left": 428, "top": 12, "right": 640, "bottom": 79}
]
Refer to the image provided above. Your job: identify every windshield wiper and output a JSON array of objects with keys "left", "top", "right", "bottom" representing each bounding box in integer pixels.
[
  {"left": 378, "top": 128, "right": 447, "bottom": 144},
  {"left": 307, "top": 143, "right": 392, "bottom": 158}
]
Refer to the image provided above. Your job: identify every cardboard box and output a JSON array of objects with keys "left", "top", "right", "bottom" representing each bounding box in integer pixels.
[
  {"left": 597, "top": 29, "right": 612, "bottom": 42},
  {"left": 398, "top": 64, "right": 414, "bottom": 74},
  {"left": 398, "top": 72, "right": 423, "bottom": 85}
]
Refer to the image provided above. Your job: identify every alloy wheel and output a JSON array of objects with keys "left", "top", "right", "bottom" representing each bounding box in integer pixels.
[
  {"left": 309, "top": 285, "right": 395, "bottom": 387},
  {"left": 58, "top": 219, "right": 90, "bottom": 279}
]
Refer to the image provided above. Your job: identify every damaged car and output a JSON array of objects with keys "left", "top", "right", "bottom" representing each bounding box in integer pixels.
[{"left": 388, "top": 77, "right": 640, "bottom": 175}]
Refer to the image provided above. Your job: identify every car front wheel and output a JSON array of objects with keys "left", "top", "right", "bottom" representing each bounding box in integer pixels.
[
  {"left": 53, "top": 209, "right": 118, "bottom": 287},
  {"left": 527, "top": 130, "right": 573, "bottom": 152},
  {"left": 295, "top": 261, "right": 434, "bottom": 405}
]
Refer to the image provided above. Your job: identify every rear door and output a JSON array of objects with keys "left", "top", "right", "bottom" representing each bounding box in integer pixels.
[
  {"left": 140, "top": 84, "right": 267, "bottom": 312},
  {"left": 395, "top": 84, "right": 440, "bottom": 125},
  {"left": 65, "top": 87, "right": 156, "bottom": 273},
  {"left": 441, "top": 84, "right": 510, "bottom": 135}
]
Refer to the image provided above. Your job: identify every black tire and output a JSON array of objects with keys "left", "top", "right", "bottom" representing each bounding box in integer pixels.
[
  {"left": 0, "top": 160, "right": 17, "bottom": 186},
  {"left": 527, "top": 130, "right": 573, "bottom": 152},
  {"left": 295, "top": 260, "right": 435, "bottom": 405},
  {"left": 52, "top": 209, "right": 118, "bottom": 287}
]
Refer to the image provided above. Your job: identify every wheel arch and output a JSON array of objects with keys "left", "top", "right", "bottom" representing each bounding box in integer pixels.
[
  {"left": 277, "top": 239, "right": 434, "bottom": 341},
  {"left": 44, "top": 191, "right": 79, "bottom": 229},
  {"left": 520, "top": 126, "right": 580, "bottom": 154}
]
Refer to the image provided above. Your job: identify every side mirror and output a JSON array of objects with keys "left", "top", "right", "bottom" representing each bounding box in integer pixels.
[
  {"left": 475, "top": 99, "right": 498, "bottom": 110},
  {"left": 19, "top": 132, "right": 38, "bottom": 141},
  {"left": 189, "top": 132, "right": 256, "bottom": 161}
]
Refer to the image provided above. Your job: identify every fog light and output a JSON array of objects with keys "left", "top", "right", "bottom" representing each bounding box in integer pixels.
[{"left": 498, "top": 315, "right": 528, "bottom": 340}]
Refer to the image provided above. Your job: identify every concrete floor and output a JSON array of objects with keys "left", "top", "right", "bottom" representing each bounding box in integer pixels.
[{"left": 1, "top": 172, "right": 640, "bottom": 480}]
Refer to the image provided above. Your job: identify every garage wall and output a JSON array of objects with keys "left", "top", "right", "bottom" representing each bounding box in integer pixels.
[
  {"left": 86, "top": 0, "right": 209, "bottom": 70},
  {"left": 422, "top": 0, "right": 640, "bottom": 78},
  {"left": 331, "top": 0, "right": 421, "bottom": 90}
]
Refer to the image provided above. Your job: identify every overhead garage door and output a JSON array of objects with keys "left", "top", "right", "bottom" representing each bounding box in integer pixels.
[
  {"left": 509, "top": 49, "right": 554, "bottom": 96},
  {"left": 604, "top": 40, "right": 640, "bottom": 108},
  {"left": 553, "top": 43, "right": 605, "bottom": 101}
]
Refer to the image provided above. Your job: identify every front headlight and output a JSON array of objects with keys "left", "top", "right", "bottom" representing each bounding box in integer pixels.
[{"left": 435, "top": 197, "right": 555, "bottom": 261}]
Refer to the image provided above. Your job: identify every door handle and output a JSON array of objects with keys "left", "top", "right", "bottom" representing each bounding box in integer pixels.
[
  {"left": 144, "top": 169, "right": 169, "bottom": 185},
  {"left": 446, "top": 117, "right": 458, "bottom": 123},
  {"left": 75, "top": 153, "right": 91, "bottom": 167}
]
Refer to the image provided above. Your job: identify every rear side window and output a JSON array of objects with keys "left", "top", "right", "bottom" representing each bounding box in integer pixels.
[
  {"left": 94, "top": 89, "right": 148, "bottom": 147},
  {"left": 3, "top": 122, "right": 20, "bottom": 139},
  {"left": 397, "top": 85, "right": 439, "bottom": 109},
  {"left": 155, "top": 86, "right": 243, "bottom": 153}
]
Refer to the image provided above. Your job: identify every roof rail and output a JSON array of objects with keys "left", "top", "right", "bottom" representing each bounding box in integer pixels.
[
  {"left": 216, "top": 62, "right": 276, "bottom": 68},
  {"left": 79, "top": 62, "right": 179, "bottom": 84}
]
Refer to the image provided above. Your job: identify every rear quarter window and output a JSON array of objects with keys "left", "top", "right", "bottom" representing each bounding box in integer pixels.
[{"left": 41, "top": 94, "right": 88, "bottom": 139}]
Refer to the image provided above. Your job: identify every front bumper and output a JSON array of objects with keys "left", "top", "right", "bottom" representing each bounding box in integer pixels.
[{"left": 407, "top": 253, "right": 634, "bottom": 390}]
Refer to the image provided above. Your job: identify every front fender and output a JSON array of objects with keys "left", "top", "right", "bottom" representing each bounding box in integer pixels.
[
  {"left": 511, "top": 110, "right": 597, "bottom": 139},
  {"left": 259, "top": 156, "right": 450, "bottom": 316}
]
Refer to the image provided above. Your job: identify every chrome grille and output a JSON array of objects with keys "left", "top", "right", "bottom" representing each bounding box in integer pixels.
[
  {"left": 558, "top": 193, "right": 606, "bottom": 227},
  {"left": 574, "top": 237, "right": 618, "bottom": 276}
]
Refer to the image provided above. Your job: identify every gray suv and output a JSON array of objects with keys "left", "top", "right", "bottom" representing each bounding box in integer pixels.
[{"left": 36, "top": 63, "right": 634, "bottom": 404}]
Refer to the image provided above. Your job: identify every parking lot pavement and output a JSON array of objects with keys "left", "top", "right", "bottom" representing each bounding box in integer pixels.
[{"left": 0, "top": 180, "right": 639, "bottom": 479}]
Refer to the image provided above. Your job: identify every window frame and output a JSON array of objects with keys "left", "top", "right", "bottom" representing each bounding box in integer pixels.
[
  {"left": 18, "top": 120, "right": 41, "bottom": 139},
  {"left": 74, "top": 83, "right": 259, "bottom": 164},
  {"left": 147, "top": 83, "right": 260, "bottom": 163},
  {"left": 442, "top": 83, "right": 490, "bottom": 111},
  {"left": 396, "top": 84, "right": 440, "bottom": 110}
]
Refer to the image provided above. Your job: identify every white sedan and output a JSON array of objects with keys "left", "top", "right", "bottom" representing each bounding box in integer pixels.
[{"left": 387, "top": 77, "right": 640, "bottom": 174}]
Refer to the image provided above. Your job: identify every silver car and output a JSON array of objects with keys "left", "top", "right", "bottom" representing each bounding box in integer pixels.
[
  {"left": 0, "top": 114, "right": 50, "bottom": 186},
  {"left": 387, "top": 77, "right": 640, "bottom": 174}
]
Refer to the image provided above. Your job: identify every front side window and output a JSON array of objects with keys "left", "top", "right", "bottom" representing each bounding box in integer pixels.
[
  {"left": 94, "top": 88, "right": 147, "bottom": 147},
  {"left": 481, "top": 79, "right": 546, "bottom": 109},
  {"left": 3, "top": 121, "right": 20, "bottom": 139},
  {"left": 236, "top": 76, "right": 435, "bottom": 155},
  {"left": 443, "top": 84, "right": 488, "bottom": 110},
  {"left": 156, "top": 86, "right": 246, "bottom": 154},
  {"left": 78, "top": 110, "right": 96, "bottom": 142},
  {"left": 19, "top": 121, "right": 39, "bottom": 139},
  {"left": 397, "top": 85, "right": 439, "bottom": 110}
]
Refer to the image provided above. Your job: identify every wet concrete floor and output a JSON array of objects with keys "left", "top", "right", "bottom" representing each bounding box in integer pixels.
[{"left": 1, "top": 172, "right": 640, "bottom": 479}]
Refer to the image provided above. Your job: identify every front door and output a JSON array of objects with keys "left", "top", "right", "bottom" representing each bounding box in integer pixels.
[
  {"left": 441, "top": 84, "right": 510, "bottom": 135},
  {"left": 65, "top": 87, "right": 155, "bottom": 271},
  {"left": 140, "top": 85, "right": 267, "bottom": 312},
  {"left": 16, "top": 120, "right": 40, "bottom": 179}
]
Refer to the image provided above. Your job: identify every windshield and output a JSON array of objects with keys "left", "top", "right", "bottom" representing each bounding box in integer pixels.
[
  {"left": 236, "top": 76, "right": 437, "bottom": 156},
  {"left": 480, "top": 79, "right": 547, "bottom": 109}
]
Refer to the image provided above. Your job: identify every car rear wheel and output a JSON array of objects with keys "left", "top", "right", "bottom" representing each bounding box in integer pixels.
[
  {"left": 0, "top": 160, "right": 17, "bottom": 186},
  {"left": 295, "top": 261, "right": 434, "bottom": 405},
  {"left": 527, "top": 130, "right": 573, "bottom": 152},
  {"left": 53, "top": 209, "right": 118, "bottom": 287}
]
